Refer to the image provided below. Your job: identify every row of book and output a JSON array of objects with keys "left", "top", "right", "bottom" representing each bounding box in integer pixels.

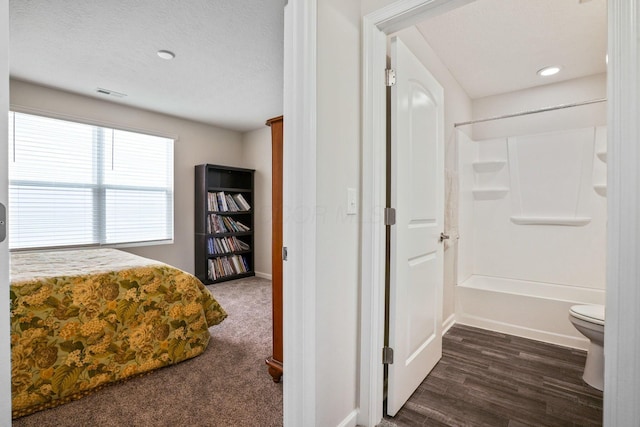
[
  {"left": 207, "top": 214, "right": 251, "bottom": 234},
  {"left": 207, "top": 192, "right": 251, "bottom": 212},
  {"left": 208, "top": 255, "right": 250, "bottom": 281},
  {"left": 208, "top": 236, "right": 250, "bottom": 255}
]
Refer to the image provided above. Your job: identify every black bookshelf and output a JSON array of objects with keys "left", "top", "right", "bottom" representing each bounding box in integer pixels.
[{"left": 195, "top": 164, "right": 255, "bottom": 284}]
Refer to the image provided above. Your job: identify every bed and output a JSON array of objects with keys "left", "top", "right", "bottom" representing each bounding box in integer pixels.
[{"left": 10, "top": 248, "right": 227, "bottom": 418}]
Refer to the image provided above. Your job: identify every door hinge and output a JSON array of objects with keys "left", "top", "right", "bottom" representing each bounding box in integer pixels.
[
  {"left": 385, "top": 68, "right": 396, "bottom": 87},
  {"left": 384, "top": 207, "right": 396, "bottom": 226},
  {"left": 282, "top": 246, "right": 288, "bottom": 261},
  {"left": 382, "top": 347, "right": 394, "bottom": 365}
]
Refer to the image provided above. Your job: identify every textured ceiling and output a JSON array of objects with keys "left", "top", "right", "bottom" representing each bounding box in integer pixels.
[
  {"left": 416, "top": 0, "right": 607, "bottom": 99},
  {"left": 10, "top": 0, "right": 284, "bottom": 132},
  {"left": 10, "top": 1, "right": 607, "bottom": 130}
]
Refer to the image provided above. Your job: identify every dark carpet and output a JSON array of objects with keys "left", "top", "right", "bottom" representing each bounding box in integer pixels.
[{"left": 13, "top": 276, "right": 283, "bottom": 427}]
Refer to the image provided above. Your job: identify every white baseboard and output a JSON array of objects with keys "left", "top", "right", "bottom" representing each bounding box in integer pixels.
[
  {"left": 255, "top": 271, "right": 272, "bottom": 280},
  {"left": 456, "top": 313, "right": 589, "bottom": 351},
  {"left": 336, "top": 409, "right": 358, "bottom": 427},
  {"left": 442, "top": 313, "right": 456, "bottom": 335}
]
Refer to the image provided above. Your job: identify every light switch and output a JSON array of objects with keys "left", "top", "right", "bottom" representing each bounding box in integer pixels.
[{"left": 347, "top": 188, "right": 357, "bottom": 215}]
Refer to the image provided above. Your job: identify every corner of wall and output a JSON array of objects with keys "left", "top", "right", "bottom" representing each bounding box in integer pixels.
[{"left": 240, "top": 126, "right": 273, "bottom": 276}]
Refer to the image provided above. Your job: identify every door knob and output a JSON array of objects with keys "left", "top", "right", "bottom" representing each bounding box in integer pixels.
[{"left": 439, "top": 232, "right": 449, "bottom": 243}]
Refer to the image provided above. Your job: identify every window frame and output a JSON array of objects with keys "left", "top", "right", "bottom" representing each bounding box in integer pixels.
[{"left": 8, "top": 109, "right": 175, "bottom": 251}]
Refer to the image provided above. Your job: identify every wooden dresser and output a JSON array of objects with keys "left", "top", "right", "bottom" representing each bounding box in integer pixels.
[{"left": 265, "top": 116, "right": 283, "bottom": 382}]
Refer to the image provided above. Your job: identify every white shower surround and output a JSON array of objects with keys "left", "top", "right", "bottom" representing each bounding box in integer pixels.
[{"left": 457, "top": 117, "right": 607, "bottom": 349}]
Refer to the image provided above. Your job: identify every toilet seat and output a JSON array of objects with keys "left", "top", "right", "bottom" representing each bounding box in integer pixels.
[{"left": 570, "top": 304, "right": 605, "bottom": 326}]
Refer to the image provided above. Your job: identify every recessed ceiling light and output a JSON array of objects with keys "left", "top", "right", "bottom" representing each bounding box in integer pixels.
[
  {"left": 537, "top": 66, "right": 561, "bottom": 77},
  {"left": 157, "top": 50, "right": 176, "bottom": 60}
]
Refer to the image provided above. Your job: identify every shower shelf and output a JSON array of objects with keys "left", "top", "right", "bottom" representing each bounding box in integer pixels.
[
  {"left": 472, "top": 160, "right": 507, "bottom": 173},
  {"left": 596, "top": 151, "right": 607, "bottom": 163},
  {"left": 472, "top": 188, "right": 509, "bottom": 200},
  {"left": 510, "top": 216, "right": 591, "bottom": 226},
  {"left": 594, "top": 184, "right": 607, "bottom": 197}
]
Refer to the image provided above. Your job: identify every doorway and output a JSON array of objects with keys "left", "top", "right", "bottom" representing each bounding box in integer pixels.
[
  {"left": 382, "top": 0, "right": 607, "bottom": 417},
  {"left": 359, "top": 0, "right": 638, "bottom": 426}
]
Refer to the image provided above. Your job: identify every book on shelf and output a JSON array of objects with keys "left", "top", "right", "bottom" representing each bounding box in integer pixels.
[
  {"left": 233, "top": 193, "right": 251, "bottom": 211},
  {"left": 207, "top": 236, "right": 251, "bottom": 254},
  {"left": 207, "top": 254, "right": 250, "bottom": 281},
  {"left": 218, "top": 192, "right": 227, "bottom": 212},
  {"left": 207, "top": 192, "right": 218, "bottom": 212},
  {"left": 207, "top": 214, "right": 251, "bottom": 234},
  {"left": 225, "top": 194, "right": 241, "bottom": 211},
  {"left": 207, "top": 191, "right": 252, "bottom": 212}
]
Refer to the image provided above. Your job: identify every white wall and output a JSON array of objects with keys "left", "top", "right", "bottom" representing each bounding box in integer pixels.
[
  {"left": 604, "top": 2, "right": 640, "bottom": 423},
  {"left": 472, "top": 73, "right": 607, "bottom": 140},
  {"left": 242, "top": 126, "right": 273, "bottom": 277},
  {"left": 393, "top": 26, "right": 472, "bottom": 326},
  {"left": 9, "top": 79, "right": 245, "bottom": 274},
  {"left": 286, "top": 1, "right": 481, "bottom": 425},
  {"left": 312, "top": 5, "right": 473, "bottom": 425},
  {"left": 316, "top": 1, "right": 362, "bottom": 425}
]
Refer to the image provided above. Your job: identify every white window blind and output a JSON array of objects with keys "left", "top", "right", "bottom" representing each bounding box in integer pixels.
[{"left": 8, "top": 112, "right": 174, "bottom": 250}]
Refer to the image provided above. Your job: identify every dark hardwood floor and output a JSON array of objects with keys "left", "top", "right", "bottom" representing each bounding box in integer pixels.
[{"left": 383, "top": 324, "right": 603, "bottom": 427}]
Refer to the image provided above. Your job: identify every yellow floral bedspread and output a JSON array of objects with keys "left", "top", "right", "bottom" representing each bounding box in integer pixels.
[{"left": 10, "top": 249, "right": 227, "bottom": 418}]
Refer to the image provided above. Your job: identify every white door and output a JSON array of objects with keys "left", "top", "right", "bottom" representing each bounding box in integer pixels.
[{"left": 387, "top": 36, "right": 445, "bottom": 416}]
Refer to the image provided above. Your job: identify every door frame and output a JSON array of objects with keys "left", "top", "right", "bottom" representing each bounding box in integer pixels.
[
  {"left": 359, "top": 3, "right": 474, "bottom": 424},
  {"left": 358, "top": 1, "right": 640, "bottom": 426},
  {"left": 282, "top": 1, "right": 317, "bottom": 426},
  {"left": 0, "top": 0, "right": 10, "bottom": 424}
]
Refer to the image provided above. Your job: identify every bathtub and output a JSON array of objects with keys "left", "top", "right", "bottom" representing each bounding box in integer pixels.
[{"left": 456, "top": 275, "right": 606, "bottom": 350}]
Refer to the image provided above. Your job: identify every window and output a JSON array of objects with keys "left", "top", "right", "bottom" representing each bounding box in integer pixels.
[{"left": 8, "top": 112, "right": 174, "bottom": 250}]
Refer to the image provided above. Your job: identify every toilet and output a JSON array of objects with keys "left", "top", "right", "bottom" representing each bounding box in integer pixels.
[{"left": 569, "top": 304, "right": 605, "bottom": 391}]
